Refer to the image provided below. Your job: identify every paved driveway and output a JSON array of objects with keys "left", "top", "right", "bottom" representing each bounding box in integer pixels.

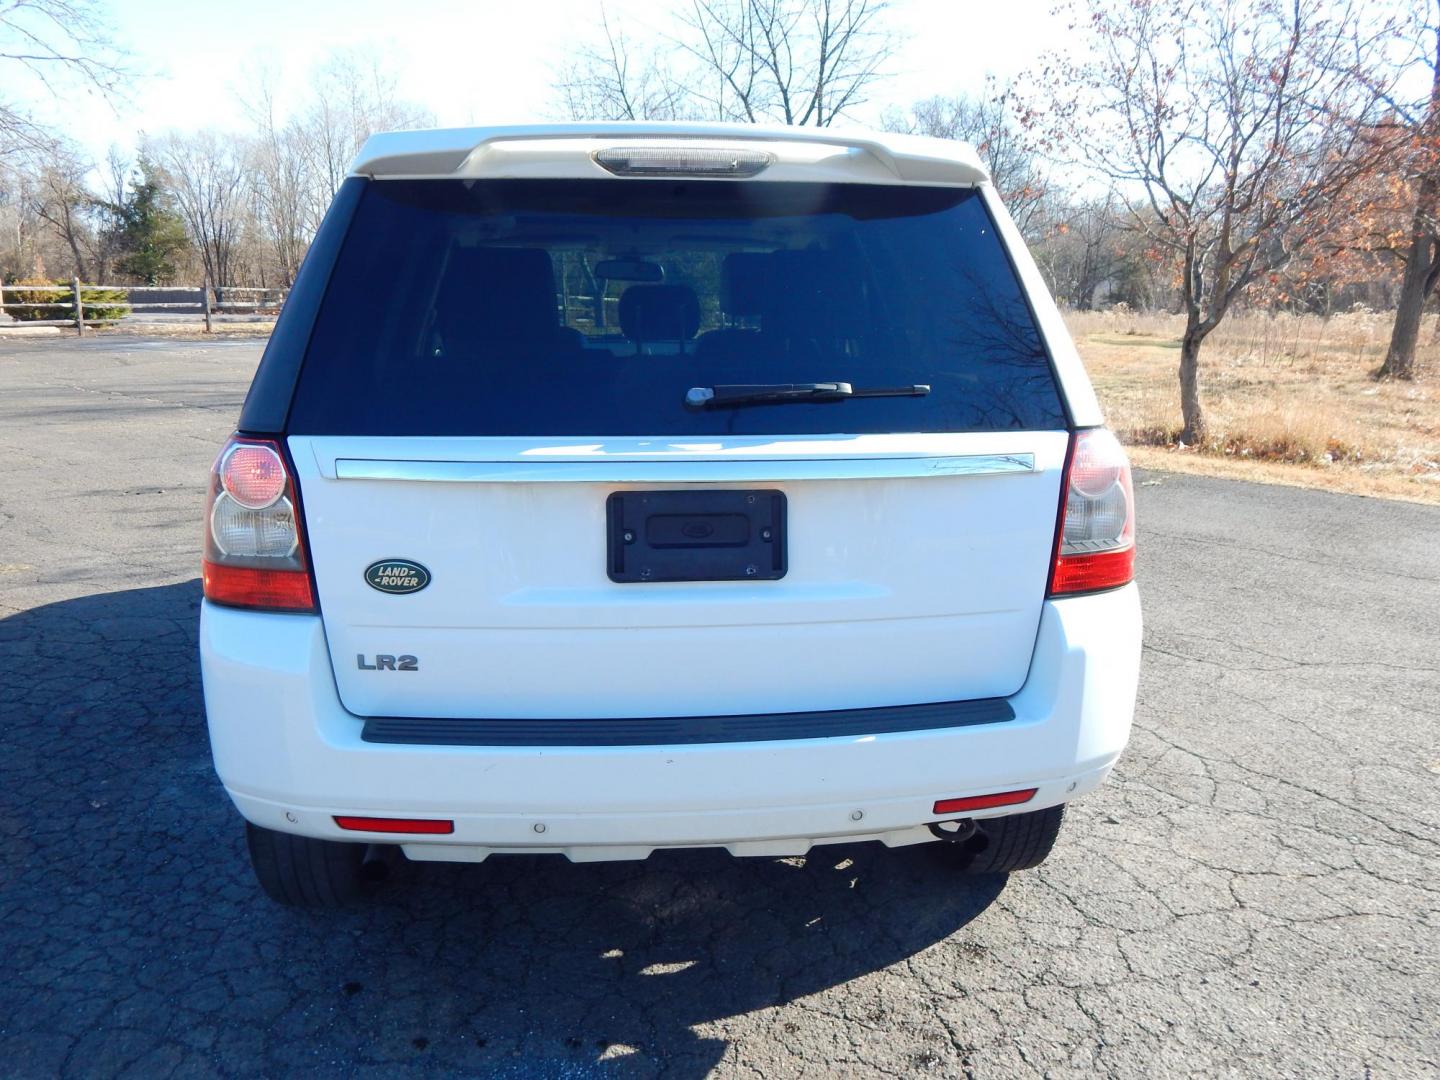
[{"left": 1, "top": 338, "right": 1436, "bottom": 1078}]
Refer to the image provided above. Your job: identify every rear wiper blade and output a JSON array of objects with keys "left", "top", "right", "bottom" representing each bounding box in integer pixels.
[{"left": 684, "top": 382, "right": 930, "bottom": 409}]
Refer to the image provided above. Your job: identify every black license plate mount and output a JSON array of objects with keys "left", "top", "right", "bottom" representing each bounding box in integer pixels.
[{"left": 606, "top": 489, "right": 787, "bottom": 583}]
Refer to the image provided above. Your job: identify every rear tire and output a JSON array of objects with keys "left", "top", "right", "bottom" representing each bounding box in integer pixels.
[
  {"left": 932, "top": 804, "right": 1065, "bottom": 874},
  {"left": 245, "top": 822, "right": 366, "bottom": 907}
]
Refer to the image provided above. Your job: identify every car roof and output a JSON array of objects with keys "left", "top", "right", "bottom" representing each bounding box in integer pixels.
[{"left": 349, "top": 122, "right": 989, "bottom": 187}]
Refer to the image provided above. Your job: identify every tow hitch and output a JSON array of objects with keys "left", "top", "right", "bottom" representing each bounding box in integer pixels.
[{"left": 927, "top": 819, "right": 979, "bottom": 843}]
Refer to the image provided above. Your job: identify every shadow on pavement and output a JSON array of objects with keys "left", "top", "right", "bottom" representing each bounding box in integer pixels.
[{"left": 0, "top": 582, "right": 1003, "bottom": 1078}]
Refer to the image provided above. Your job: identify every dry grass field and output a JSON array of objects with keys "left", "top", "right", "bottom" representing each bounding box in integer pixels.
[{"left": 1068, "top": 308, "right": 1440, "bottom": 505}]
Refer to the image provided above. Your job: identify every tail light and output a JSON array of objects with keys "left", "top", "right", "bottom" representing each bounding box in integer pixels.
[
  {"left": 1049, "top": 428, "right": 1135, "bottom": 595},
  {"left": 202, "top": 436, "right": 316, "bottom": 612}
]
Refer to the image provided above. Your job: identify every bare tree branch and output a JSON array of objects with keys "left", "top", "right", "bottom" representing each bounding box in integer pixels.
[
  {"left": 556, "top": 0, "right": 896, "bottom": 127},
  {"left": 0, "top": 0, "right": 131, "bottom": 158}
]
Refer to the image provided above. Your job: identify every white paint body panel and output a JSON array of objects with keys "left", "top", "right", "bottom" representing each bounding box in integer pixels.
[
  {"left": 200, "top": 584, "right": 1141, "bottom": 859},
  {"left": 289, "top": 432, "right": 1070, "bottom": 719}
]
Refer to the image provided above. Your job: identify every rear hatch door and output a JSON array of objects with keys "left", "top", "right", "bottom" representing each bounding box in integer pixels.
[{"left": 282, "top": 174, "right": 1072, "bottom": 720}]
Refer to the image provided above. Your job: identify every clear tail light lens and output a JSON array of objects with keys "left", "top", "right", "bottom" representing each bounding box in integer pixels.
[
  {"left": 210, "top": 495, "right": 299, "bottom": 557},
  {"left": 202, "top": 437, "right": 315, "bottom": 612},
  {"left": 1049, "top": 428, "right": 1136, "bottom": 595}
]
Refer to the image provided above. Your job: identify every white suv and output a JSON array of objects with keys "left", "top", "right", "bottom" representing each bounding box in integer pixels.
[{"left": 199, "top": 123, "right": 1141, "bottom": 907}]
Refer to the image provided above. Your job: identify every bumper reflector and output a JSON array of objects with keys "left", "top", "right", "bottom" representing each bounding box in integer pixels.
[
  {"left": 933, "top": 788, "right": 1037, "bottom": 815},
  {"left": 334, "top": 816, "right": 454, "bottom": 835}
]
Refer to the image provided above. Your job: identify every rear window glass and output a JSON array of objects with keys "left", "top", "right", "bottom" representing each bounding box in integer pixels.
[{"left": 288, "top": 179, "right": 1067, "bottom": 436}]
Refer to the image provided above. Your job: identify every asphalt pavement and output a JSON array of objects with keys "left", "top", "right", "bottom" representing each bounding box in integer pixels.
[{"left": 0, "top": 337, "right": 1436, "bottom": 1078}]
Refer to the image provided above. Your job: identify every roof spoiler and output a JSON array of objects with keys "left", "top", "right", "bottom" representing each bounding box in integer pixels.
[{"left": 349, "top": 123, "right": 990, "bottom": 187}]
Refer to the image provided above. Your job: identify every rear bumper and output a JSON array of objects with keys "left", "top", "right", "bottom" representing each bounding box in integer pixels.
[{"left": 200, "top": 584, "right": 1141, "bottom": 860}]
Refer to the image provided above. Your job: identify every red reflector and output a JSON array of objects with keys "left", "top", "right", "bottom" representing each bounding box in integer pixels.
[
  {"left": 933, "top": 789, "right": 1037, "bottom": 815},
  {"left": 334, "top": 816, "right": 455, "bottom": 835},
  {"left": 202, "top": 560, "right": 315, "bottom": 612},
  {"left": 1049, "top": 546, "right": 1136, "bottom": 595}
]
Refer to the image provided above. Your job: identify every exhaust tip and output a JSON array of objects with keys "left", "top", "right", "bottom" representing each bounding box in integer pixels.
[{"left": 360, "top": 845, "right": 393, "bottom": 882}]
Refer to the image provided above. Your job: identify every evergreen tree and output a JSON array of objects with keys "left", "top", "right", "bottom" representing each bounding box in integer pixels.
[{"left": 103, "top": 159, "right": 190, "bottom": 285}]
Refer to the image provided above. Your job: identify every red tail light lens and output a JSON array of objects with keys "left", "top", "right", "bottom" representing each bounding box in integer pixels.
[
  {"left": 202, "top": 561, "right": 315, "bottom": 610},
  {"left": 1049, "top": 428, "right": 1136, "bottom": 595},
  {"left": 220, "top": 443, "right": 288, "bottom": 508},
  {"left": 202, "top": 437, "right": 316, "bottom": 612}
]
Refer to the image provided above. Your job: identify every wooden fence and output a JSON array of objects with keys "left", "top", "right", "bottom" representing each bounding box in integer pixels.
[{"left": 0, "top": 280, "right": 289, "bottom": 334}]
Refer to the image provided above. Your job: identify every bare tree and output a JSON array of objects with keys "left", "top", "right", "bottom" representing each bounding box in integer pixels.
[
  {"left": 682, "top": 0, "right": 894, "bottom": 124},
  {"left": 17, "top": 138, "right": 95, "bottom": 278},
  {"left": 90, "top": 145, "right": 129, "bottom": 280},
  {"left": 559, "top": 5, "right": 691, "bottom": 121},
  {"left": 557, "top": 0, "right": 896, "bottom": 126},
  {"left": 1038, "top": 0, "right": 1395, "bottom": 443},
  {"left": 1029, "top": 197, "right": 1147, "bottom": 310},
  {"left": 883, "top": 86, "right": 1048, "bottom": 237},
  {"left": 0, "top": 0, "right": 129, "bottom": 156},
  {"left": 242, "top": 72, "right": 313, "bottom": 285},
  {"left": 297, "top": 49, "right": 434, "bottom": 211},
  {"left": 234, "top": 49, "right": 432, "bottom": 285},
  {"left": 147, "top": 131, "right": 249, "bottom": 286},
  {"left": 248, "top": 126, "right": 310, "bottom": 286},
  {"left": 0, "top": 158, "right": 43, "bottom": 277}
]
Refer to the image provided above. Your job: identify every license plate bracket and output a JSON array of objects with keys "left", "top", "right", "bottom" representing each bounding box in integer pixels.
[{"left": 606, "top": 489, "right": 787, "bottom": 583}]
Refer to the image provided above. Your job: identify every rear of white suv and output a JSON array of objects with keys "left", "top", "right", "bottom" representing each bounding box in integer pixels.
[{"left": 198, "top": 123, "right": 1141, "bottom": 907}]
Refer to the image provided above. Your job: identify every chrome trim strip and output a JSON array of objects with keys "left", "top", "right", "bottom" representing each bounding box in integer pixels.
[{"left": 334, "top": 454, "right": 1036, "bottom": 483}]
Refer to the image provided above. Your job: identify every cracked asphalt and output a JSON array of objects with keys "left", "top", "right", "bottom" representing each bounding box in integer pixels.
[{"left": 1, "top": 336, "right": 1436, "bottom": 1079}]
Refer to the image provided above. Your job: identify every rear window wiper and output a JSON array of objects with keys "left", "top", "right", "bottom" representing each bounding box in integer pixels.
[{"left": 684, "top": 382, "right": 930, "bottom": 409}]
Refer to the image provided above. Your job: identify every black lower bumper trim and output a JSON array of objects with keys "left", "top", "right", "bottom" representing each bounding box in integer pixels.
[{"left": 360, "top": 698, "right": 1014, "bottom": 747}]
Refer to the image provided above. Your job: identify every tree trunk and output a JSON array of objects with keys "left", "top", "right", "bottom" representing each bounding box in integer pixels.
[
  {"left": 64, "top": 224, "right": 88, "bottom": 284},
  {"left": 1375, "top": 227, "right": 1436, "bottom": 380},
  {"left": 1378, "top": 40, "right": 1439, "bottom": 378},
  {"left": 1178, "top": 321, "right": 1207, "bottom": 445}
]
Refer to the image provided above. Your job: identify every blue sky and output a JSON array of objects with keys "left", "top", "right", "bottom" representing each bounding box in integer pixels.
[{"left": 30, "top": 0, "right": 1067, "bottom": 160}]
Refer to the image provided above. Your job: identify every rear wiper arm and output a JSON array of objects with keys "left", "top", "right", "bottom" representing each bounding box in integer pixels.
[{"left": 684, "top": 382, "right": 930, "bottom": 409}]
